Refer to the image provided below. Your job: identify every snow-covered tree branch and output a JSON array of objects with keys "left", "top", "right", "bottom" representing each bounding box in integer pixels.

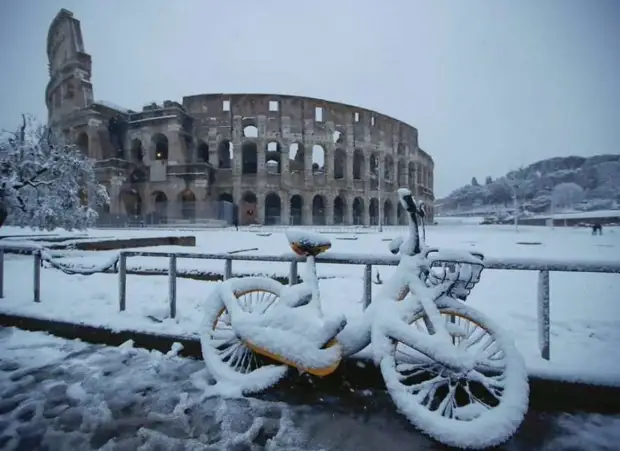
[{"left": 0, "top": 114, "right": 109, "bottom": 230}]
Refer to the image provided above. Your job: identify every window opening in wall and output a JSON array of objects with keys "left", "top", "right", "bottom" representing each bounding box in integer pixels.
[
  {"left": 315, "top": 107, "right": 323, "bottom": 122},
  {"left": 333, "top": 130, "right": 343, "bottom": 144},
  {"left": 269, "top": 100, "right": 279, "bottom": 112},
  {"left": 312, "top": 145, "right": 325, "bottom": 173},
  {"left": 243, "top": 125, "right": 258, "bottom": 138},
  {"left": 267, "top": 142, "right": 278, "bottom": 151},
  {"left": 354, "top": 112, "right": 360, "bottom": 122},
  {"left": 371, "top": 116, "right": 375, "bottom": 126},
  {"left": 223, "top": 100, "right": 230, "bottom": 111}
]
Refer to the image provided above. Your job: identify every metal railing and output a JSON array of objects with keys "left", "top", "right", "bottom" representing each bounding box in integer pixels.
[{"left": 1, "top": 245, "right": 620, "bottom": 362}]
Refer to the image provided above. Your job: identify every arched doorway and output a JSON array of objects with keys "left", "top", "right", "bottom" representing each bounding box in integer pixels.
[
  {"left": 120, "top": 190, "right": 142, "bottom": 216},
  {"left": 333, "top": 196, "right": 346, "bottom": 225},
  {"left": 290, "top": 195, "right": 303, "bottom": 225},
  {"left": 241, "top": 191, "right": 258, "bottom": 225},
  {"left": 369, "top": 198, "right": 379, "bottom": 226},
  {"left": 397, "top": 203, "right": 406, "bottom": 225},
  {"left": 264, "top": 193, "right": 281, "bottom": 225},
  {"left": 312, "top": 195, "right": 326, "bottom": 225},
  {"left": 384, "top": 200, "right": 394, "bottom": 225},
  {"left": 353, "top": 197, "right": 364, "bottom": 225},
  {"left": 179, "top": 189, "right": 196, "bottom": 220},
  {"left": 153, "top": 191, "right": 167, "bottom": 223}
]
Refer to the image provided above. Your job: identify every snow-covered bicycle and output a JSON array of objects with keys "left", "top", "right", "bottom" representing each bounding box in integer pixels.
[{"left": 200, "top": 188, "right": 529, "bottom": 449}]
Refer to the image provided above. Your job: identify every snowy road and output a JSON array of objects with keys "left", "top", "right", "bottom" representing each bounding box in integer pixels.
[{"left": 0, "top": 328, "right": 619, "bottom": 451}]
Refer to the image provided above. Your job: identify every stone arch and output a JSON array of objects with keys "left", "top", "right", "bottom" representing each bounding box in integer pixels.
[
  {"left": 384, "top": 155, "right": 394, "bottom": 181},
  {"left": 130, "top": 139, "right": 143, "bottom": 162},
  {"left": 397, "top": 160, "right": 406, "bottom": 186},
  {"left": 408, "top": 161, "right": 416, "bottom": 186},
  {"left": 242, "top": 141, "right": 258, "bottom": 174},
  {"left": 312, "top": 145, "right": 325, "bottom": 173},
  {"left": 332, "top": 129, "right": 345, "bottom": 145},
  {"left": 197, "top": 140, "right": 209, "bottom": 162},
  {"left": 152, "top": 133, "right": 169, "bottom": 160},
  {"left": 353, "top": 149, "right": 365, "bottom": 180},
  {"left": 266, "top": 141, "right": 281, "bottom": 173},
  {"left": 242, "top": 123, "right": 258, "bottom": 138},
  {"left": 75, "top": 132, "right": 89, "bottom": 156},
  {"left": 218, "top": 192, "right": 233, "bottom": 202},
  {"left": 352, "top": 197, "right": 364, "bottom": 225},
  {"left": 120, "top": 189, "right": 142, "bottom": 216},
  {"left": 333, "top": 148, "right": 346, "bottom": 180},
  {"left": 369, "top": 198, "right": 379, "bottom": 226},
  {"left": 217, "top": 140, "right": 233, "bottom": 168},
  {"left": 312, "top": 195, "right": 326, "bottom": 225},
  {"left": 289, "top": 143, "right": 305, "bottom": 172},
  {"left": 333, "top": 195, "right": 346, "bottom": 225},
  {"left": 264, "top": 192, "right": 281, "bottom": 225},
  {"left": 241, "top": 191, "right": 258, "bottom": 225},
  {"left": 152, "top": 191, "right": 167, "bottom": 217},
  {"left": 290, "top": 194, "right": 303, "bottom": 225},
  {"left": 179, "top": 189, "right": 196, "bottom": 220},
  {"left": 384, "top": 199, "right": 394, "bottom": 225},
  {"left": 397, "top": 203, "right": 406, "bottom": 225}
]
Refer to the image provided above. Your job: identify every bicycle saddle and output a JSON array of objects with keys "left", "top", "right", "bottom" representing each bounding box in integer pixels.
[{"left": 285, "top": 230, "right": 332, "bottom": 257}]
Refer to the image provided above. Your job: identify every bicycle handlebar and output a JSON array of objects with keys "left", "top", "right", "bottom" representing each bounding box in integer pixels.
[{"left": 396, "top": 188, "right": 424, "bottom": 255}]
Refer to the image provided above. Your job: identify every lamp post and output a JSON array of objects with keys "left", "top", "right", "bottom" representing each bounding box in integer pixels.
[{"left": 371, "top": 167, "right": 383, "bottom": 232}]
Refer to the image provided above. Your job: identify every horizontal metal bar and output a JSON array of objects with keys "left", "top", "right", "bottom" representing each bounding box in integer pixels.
[
  {"left": 4, "top": 243, "right": 620, "bottom": 274},
  {"left": 119, "top": 250, "right": 620, "bottom": 274}
]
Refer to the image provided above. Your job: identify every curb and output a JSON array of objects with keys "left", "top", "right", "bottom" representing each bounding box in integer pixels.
[{"left": 1, "top": 312, "right": 618, "bottom": 414}]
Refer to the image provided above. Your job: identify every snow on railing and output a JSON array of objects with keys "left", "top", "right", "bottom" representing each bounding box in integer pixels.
[{"left": 1, "top": 245, "right": 620, "bottom": 361}]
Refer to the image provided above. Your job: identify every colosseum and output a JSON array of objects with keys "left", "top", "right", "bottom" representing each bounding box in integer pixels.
[{"left": 46, "top": 9, "right": 435, "bottom": 227}]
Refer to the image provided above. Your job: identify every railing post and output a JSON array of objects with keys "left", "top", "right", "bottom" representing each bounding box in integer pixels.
[
  {"left": 169, "top": 254, "right": 177, "bottom": 319},
  {"left": 224, "top": 258, "right": 232, "bottom": 280},
  {"left": 33, "top": 251, "right": 41, "bottom": 303},
  {"left": 363, "top": 264, "right": 372, "bottom": 308},
  {"left": 118, "top": 253, "right": 127, "bottom": 312},
  {"left": 537, "top": 269, "right": 550, "bottom": 360},
  {"left": 289, "top": 260, "right": 298, "bottom": 285},
  {"left": 0, "top": 249, "right": 4, "bottom": 298}
]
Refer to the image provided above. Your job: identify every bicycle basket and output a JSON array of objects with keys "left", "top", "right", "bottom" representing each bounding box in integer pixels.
[{"left": 425, "top": 249, "right": 485, "bottom": 298}]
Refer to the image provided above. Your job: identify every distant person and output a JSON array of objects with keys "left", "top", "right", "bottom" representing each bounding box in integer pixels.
[{"left": 591, "top": 223, "right": 603, "bottom": 236}]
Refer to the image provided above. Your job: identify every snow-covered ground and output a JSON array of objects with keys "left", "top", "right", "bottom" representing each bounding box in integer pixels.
[
  {"left": 1, "top": 327, "right": 619, "bottom": 450},
  {"left": 1, "top": 224, "right": 619, "bottom": 387}
]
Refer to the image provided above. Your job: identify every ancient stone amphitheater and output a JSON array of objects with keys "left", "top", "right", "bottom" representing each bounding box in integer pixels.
[{"left": 46, "top": 9, "right": 435, "bottom": 227}]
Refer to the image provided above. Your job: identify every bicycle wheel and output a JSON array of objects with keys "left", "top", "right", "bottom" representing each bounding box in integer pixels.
[
  {"left": 200, "top": 277, "right": 289, "bottom": 395},
  {"left": 380, "top": 298, "right": 529, "bottom": 449}
]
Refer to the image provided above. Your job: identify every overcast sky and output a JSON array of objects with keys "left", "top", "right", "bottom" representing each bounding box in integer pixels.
[{"left": 1, "top": 0, "right": 618, "bottom": 197}]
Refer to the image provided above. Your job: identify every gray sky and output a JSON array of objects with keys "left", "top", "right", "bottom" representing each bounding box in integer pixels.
[{"left": 1, "top": 0, "right": 619, "bottom": 197}]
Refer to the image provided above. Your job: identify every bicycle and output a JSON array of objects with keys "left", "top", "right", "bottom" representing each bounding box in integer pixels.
[{"left": 200, "top": 187, "right": 529, "bottom": 449}]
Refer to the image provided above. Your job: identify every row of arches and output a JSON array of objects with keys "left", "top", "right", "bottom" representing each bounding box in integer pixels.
[
  {"left": 118, "top": 134, "right": 431, "bottom": 185},
  {"left": 73, "top": 130, "right": 431, "bottom": 188},
  {"left": 207, "top": 141, "right": 432, "bottom": 186},
  {"left": 119, "top": 188, "right": 427, "bottom": 226},
  {"left": 221, "top": 192, "right": 415, "bottom": 226}
]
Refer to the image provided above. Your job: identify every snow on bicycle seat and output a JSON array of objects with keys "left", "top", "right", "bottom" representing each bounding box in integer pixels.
[{"left": 285, "top": 230, "right": 331, "bottom": 256}]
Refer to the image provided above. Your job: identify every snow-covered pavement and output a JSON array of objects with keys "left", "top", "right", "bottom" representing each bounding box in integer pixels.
[
  {"left": 1, "top": 224, "right": 620, "bottom": 386},
  {"left": 0, "top": 327, "right": 619, "bottom": 451}
]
